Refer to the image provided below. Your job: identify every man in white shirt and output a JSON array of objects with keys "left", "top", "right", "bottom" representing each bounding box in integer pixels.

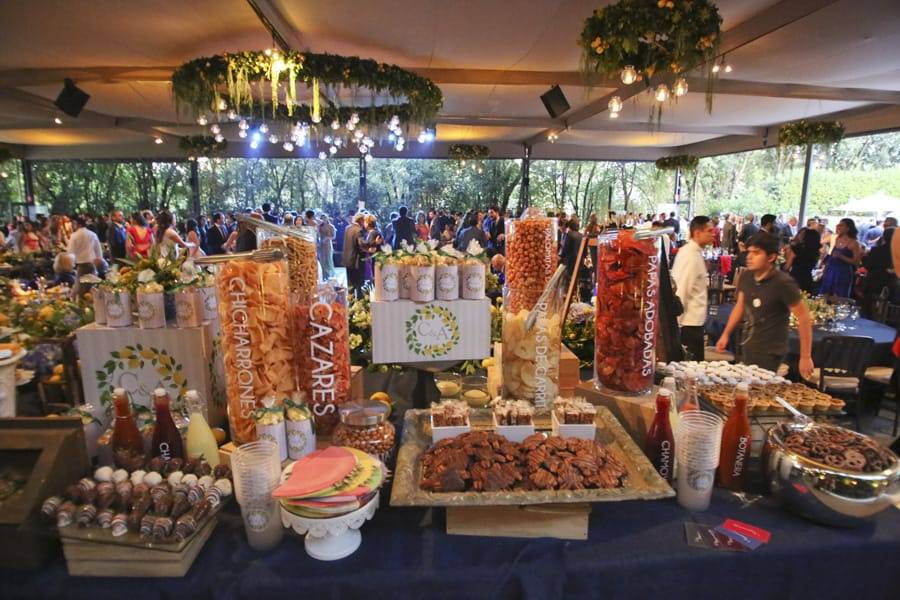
[
  {"left": 66, "top": 216, "right": 103, "bottom": 276},
  {"left": 671, "top": 216, "right": 715, "bottom": 360}
]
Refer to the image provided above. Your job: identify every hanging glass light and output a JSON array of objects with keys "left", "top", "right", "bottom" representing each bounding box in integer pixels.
[
  {"left": 673, "top": 77, "right": 688, "bottom": 97},
  {"left": 655, "top": 83, "right": 670, "bottom": 103},
  {"left": 608, "top": 95, "right": 623, "bottom": 113},
  {"left": 620, "top": 65, "right": 638, "bottom": 85}
]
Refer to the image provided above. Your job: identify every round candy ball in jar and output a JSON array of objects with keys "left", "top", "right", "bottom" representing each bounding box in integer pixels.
[
  {"left": 594, "top": 229, "right": 660, "bottom": 395},
  {"left": 332, "top": 401, "right": 396, "bottom": 465}
]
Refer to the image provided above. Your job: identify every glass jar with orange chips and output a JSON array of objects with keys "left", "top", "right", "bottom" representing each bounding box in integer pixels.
[
  {"left": 257, "top": 224, "right": 319, "bottom": 305},
  {"left": 210, "top": 250, "right": 297, "bottom": 445},
  {"left": 291, "top": 280, "right": 352, "bottom": 437}
]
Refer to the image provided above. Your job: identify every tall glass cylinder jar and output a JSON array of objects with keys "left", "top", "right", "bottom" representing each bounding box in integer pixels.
[
  {"left": 257, "top": 225, "right": 319, "bottom": 305},
  {"left": 501, "top": 284, "right": 563, "bottom": 408},
  {"left": 291, "top": 281, "right": 352, "bottom": 436},
  {"left": 594, "top": 230, "right": 660, "bottom": 395},
  {"left": 504, "top": 209, "right": 558, "bottom": 313},
  {"left": 215, "top": 254, "right": 296, "bottom": 444}
]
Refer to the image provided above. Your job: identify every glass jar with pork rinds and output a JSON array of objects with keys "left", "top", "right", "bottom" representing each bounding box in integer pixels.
[
  {"left": 257, "top": 224, "right": 319, "bottom": 305},
  {"left": 204, "top": 250, "right": 297, "bottom": 445},
  {"left": 291, "top": 280, "right": 352, "bottom": 437}
]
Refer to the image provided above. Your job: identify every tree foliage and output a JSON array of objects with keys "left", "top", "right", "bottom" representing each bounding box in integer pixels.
[{"left": 2, "top": 131, "right": 897, "bottom": 223}]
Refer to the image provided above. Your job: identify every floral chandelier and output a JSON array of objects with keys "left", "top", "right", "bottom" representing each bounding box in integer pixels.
[
  {"left": 171, "top": 50, "right": 443, "bottom": 160},
  {"left": 579, "top": 0, "right": 723, "bottom": 118}
]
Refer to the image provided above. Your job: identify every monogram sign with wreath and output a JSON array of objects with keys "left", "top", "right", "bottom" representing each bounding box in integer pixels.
[
  {"left": 404, "top": 305, "right": 460, "bottom": 358},
  {"left": 94, "top": 344, "right": 188, "bottom": 409}
]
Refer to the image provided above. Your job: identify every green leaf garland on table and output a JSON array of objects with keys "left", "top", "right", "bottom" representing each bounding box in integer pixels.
[
  {"left": 179, "top": 135, "right": 227, "bottom": 158},
  {"left": 655, "top": 154, "right": 699, "bottom": 171},
  {"left": 778, "top": 120, "right": 845, "bottom": 147}
]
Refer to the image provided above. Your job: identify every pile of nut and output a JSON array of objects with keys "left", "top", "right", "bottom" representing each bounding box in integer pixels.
[
  {"left": 419, "top": 431, "right": 628, "bottom": 493},
  {"left": 333, "top": 420, "right": 396, "bottom": 458},
  {"left": 777, "top": 424, "right": 897, "bottom": 473},
  {"left": 492, "top": 399, "right": 534, "bottom": 426},
  {"left": 431, "top": 401, "right": 470, "bottom": 428},
  {"left": 553, "top": 397, "right": 596, "bottom": 424}
]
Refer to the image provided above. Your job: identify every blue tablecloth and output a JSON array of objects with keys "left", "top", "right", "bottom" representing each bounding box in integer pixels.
[
  {"left": 3, "top": 490, "right": 900, "bottom": 599},
  {"left": 706, "top": 304, "right": 896, "bottom": 366}
]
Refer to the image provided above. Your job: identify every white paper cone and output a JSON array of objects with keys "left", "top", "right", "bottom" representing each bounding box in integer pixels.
[
  {"left": 92, "top": 288, "right": 107, "bottom": 325},
  {"left": 399, "top": 264, "right": 412, "bottom": 299},
  {"left": 435, "top": 264, "right": 459, "bottom": 300},
  {"left": 285, "top": 419, "right": 316, "bottom": 460},
  {"left": 197, "top": 286, "right": 218, "bottom": 321},
  {"left": 256, "top": 421, "right": 288, "bottom": 462},
  {"left": 461, "top": 263, "right": 486, "bottom": 299},
  {"left": 175, "top": 290, "right": 202, "bottom": 328},
  {"left": 410, "top": 265, "right": 435, "bottom": 302},
  {"left": 376, "top": 263, "right": 400, "bottom": 301},
  {"left": 105, "top": 290, "right": 133, "bottom": 327},
  {"left": 137, "top": 292, "right": 166, "bottom": 329}
]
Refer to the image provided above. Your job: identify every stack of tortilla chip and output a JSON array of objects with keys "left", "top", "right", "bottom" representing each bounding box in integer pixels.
[{"left": 274, "top": 446, "right": 385, "bottom": 518}]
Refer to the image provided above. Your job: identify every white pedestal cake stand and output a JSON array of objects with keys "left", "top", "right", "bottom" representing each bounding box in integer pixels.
[{"left": 280, "top": 491, "right": 380, "bottom": 561}]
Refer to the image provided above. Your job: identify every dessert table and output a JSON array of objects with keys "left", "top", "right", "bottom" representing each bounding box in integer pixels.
[{"left": 2, "top": 488, "right": 899, "bottom": 599}]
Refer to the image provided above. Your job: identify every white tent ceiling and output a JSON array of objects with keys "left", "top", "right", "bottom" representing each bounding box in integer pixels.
[{"left": 0, "top": 0, "right": 898, "bottom": 160}]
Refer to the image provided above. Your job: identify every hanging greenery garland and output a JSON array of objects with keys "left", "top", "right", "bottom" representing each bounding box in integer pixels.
[
  {"left": 655, "top": 154, "right": 699, "bottom": 171},
  {"left": 778, "top": 120, "right": 845, "bottom": 147},
  {"left": 448, "top": 144, "right": 489, "bottom": 161},
  {"left": 579, "top": 0, "right": 721, "bottom": 80},
  {"left": 179, "top": 135, "right": 228, "bottom": 158},
  {"left": 579, "top": 0, "right": 722, "bottom": 117},
  {"left": 171, "top": 51, "right": 443, "bottom": 128}
]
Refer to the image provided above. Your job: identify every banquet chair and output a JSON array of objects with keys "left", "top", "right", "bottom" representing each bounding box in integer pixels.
[
  {"left": 802, "top": 335, "right": 874, "bottom": 431},
  {"left": 863, "top": 363, "right": 899, "bottom": 436},
  {"left": 881, "top": 303, "right": 900, "bottom": 327}
]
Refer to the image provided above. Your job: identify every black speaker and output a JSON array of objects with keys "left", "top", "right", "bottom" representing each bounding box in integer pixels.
[
  {"left": 540, "top": 85, "right": 570, "bottom": 119},
  {"left": 54, "top": 78, "right": 90, "bottom": 117}
]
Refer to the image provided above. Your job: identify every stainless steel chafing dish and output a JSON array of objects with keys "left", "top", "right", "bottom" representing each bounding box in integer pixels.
[{"left": 762, "top": 421, "right": 900, "bottom": 527}]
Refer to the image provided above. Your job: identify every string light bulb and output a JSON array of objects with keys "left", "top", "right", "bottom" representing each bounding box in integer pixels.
[
  {"left": 318, "top": 151, "right": 327, "bottom": 159},
  {"left": 268, "top": 134, "right": 278, "bottom": 144},
  {"left": 620, "top": 65, "right": 638, "bottom": 85},
  {"left": 283, "top": 141, "right": 294, "bottom": 152},
  {"left": 214, "top": 134, "right": 224, "bottom": 143},
  {"left": 238, "top": 130, "right": 248, "bottom": 138},
  {"left": 227, "top": 109, "right": 237, "bottom": 121},
  {"left": 259, "top": 123, "right": 269, "bottom": 134},
  {"left": 53, "top": 116, "right": 63, "bottom": 125},
  {"left": 364, "top": 153, "right": 373, "bottom": 163},
  {"left": 209, "top": 124, "right": 221, "bottom": 135},
  {"left": 673, "top": 77, "right": 689, "bottom": 97},
  {"left": 196, "top": 115, "right": 208, "bottom": 126},
  {"left": 712, "top": 63, "right": 720, "bottom": 74},
  {"left": 154, "top": 137, "right": 164, "bottom": 144}
]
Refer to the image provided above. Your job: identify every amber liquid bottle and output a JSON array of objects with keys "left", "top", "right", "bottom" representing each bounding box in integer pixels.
[
  {"left": 111, "top": 388, "right": 145, "bottom": 468},
  {"left": 718, "top": 382, "right": 752, "bottom": 491},
  {"left": 150, "top": 388, "right": 185, "bottom": 461},
  {"left": 645, "top": 388, "right": 675, "bottom": 482}
]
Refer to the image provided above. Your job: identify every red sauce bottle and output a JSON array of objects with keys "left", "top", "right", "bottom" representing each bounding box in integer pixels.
[
  {"left": 111, "top": 388, "right": 145, "bottom": 468},
  {"left": 646, "top": 388, "right": 675, "bottom": 482},
  {"left": 150, "top": 388, "right": 185, "bottom": 461},
  {"left": 718, "top": 382, "right": 752, "bottom": 491}
]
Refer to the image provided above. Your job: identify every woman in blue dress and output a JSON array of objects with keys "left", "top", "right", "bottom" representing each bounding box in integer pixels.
[{"left": 819, "top": 218, "right": 863, "bottom": 299}]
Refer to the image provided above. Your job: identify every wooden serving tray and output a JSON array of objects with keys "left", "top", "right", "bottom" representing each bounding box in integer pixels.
[
  {"left": 390, "top": 407, "right": 674, "bottom": 507},
  {"left": 60, "top": 516, "right": 216, "bottom": 577}
]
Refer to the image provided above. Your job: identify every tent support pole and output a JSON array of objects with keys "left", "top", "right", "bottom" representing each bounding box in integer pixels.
[{"left": 798, "top": 143, "right": 813, "bottom": 225}]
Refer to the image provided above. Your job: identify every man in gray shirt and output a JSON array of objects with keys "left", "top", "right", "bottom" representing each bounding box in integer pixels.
[{"left": 716, "top": 232, "right": 815, "bottom": 377}]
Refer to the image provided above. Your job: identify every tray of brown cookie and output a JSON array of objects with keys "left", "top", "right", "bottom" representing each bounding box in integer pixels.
[{"left": 390, "top": 407, "right": 674, "bottom": 507}]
